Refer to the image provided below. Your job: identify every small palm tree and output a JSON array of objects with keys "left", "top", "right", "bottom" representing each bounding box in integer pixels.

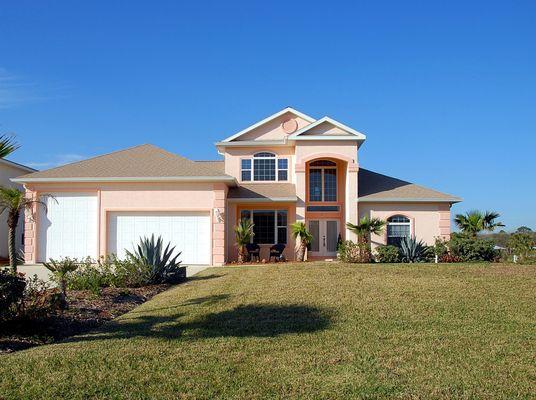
[
  {"left": 454, "top": 210, "right": 504, "bottom": 237},
  {"left": 234, "top": 218, "right": 254, "bottom": 263},
  {"left": 346, "top": 216, "right": 386, "bottom": 246},
  {"left": 43, "top": 258, "right": 79, "bottom": 309},
  {"left": 0, "top": 135, "right": 19, "bottom": 158},
  {"left": 291, "top": 221, "right": 313, "bottom": 262},
  {"left": 0, "top": 187, "right": 48, "bottom": 272}
]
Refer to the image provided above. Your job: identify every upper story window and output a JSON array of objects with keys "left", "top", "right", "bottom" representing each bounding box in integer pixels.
[
  {"left": 241, "top": 152, "right": 288, "bottom": 182},
  {"left": 387, "top": 215, "right": 411, "bottom": 246},
  {"left": 309, "top": 160, "right": 337, "bottom": 202}
]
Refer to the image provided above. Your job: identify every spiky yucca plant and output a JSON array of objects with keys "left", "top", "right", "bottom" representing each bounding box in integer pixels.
[
  {"left": 291, "top": 221, "right": 313, "bottom": 262},
  {"left": 126, "top": 235, "right": 183, "bottom": 284},
  {"left": 400, "top": 236, "right": 429, "bottom": 263},
  {"left": 234, "top": 218, "right": 254, "bottom": 263}
]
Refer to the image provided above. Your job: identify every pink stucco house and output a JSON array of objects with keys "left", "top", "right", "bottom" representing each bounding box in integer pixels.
[{"left": 13, "top": 107, "right": 461, "bottom": 265}]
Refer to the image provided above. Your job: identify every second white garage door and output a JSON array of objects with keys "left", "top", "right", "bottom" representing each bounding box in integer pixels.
[{"left": 108, "top": 211, "right": 211, "bottom": 265}]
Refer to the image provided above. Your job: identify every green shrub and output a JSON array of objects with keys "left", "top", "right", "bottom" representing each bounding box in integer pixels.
[
  {"left": 67, "top": 255, "right": 156, "bottom": 291},
  {"left": 0, "top": 271, "right": 26, "bottom": 321},
  {"left": 507, "top": 233, "right": 536, "bottom": 264},
  {"left": 126, "top": 235, "right": 186, "bottom": 284},
  {"left": 449, "top": 233, "right": 498, "bottom": 262},
  {"left": 374, "top": 245, "right": 400, "bottom": 263},
  {"left": 337, "top": 240, "right": 371, "bottom": 263}
]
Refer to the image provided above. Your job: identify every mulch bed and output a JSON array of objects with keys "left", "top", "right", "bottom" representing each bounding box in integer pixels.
[{"left": 0, "top": 284, "right": 169, "bottom": 354}]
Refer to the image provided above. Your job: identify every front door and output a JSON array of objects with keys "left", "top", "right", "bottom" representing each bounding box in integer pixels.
[{"left": 308, "top": 219, "right": 339, "bottom": 257}]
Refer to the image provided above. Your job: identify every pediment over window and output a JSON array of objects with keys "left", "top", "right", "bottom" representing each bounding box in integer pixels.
[
  {"left": 220, "top": 107, "right": 315, "bottom": 142},
  {"left": 288, "top": 117, "right": 366, "bottom": 141}
]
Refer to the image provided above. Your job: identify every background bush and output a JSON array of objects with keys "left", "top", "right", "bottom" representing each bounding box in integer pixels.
[
  {"left": 449, "top": 233, "right": 498, "bottom": 262},
  {"left": 337, "top": 240, "right": 371, "bottom": 263},
  {"left": 374, "top": 245, "right": 400, "bottom": 263},
  {"left": 0, "top": 271, "right": 26, "bottom": 321}
]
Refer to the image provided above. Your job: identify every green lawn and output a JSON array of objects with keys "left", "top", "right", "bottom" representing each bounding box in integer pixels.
[{"left": 1, "top": 263, "right": 535, "bottom": 399}]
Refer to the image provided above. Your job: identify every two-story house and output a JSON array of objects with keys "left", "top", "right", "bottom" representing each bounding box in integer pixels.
[{"left": 14, "top": 107, "right": 461, "bottom": 265}]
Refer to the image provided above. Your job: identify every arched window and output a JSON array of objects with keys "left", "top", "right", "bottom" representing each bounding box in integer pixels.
[
  {"left": 254, "top": 152, "right": 276, "bottom": 158},
  {"left": 240, "top": 152, "right": 288, "bottom": 182},
  {"left": 387, "top": 215, "right": 411, "bottom": 246},
  {"left": 310, "top": 160, "right": 336, "bottom": 167},
  {"left": 309, "top": 159, "right": 337, "bottom": 202}
]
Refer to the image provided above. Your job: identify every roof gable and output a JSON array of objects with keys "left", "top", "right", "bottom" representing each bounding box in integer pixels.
[
  {"left": 14, "top": 144, "right": 234, "bottom": 183},
  {"left": 288, "top": 117, "right": 366, "bottom": 141},
  {"left": 221, "top": 107, "right": 315, "bottom": 142}
]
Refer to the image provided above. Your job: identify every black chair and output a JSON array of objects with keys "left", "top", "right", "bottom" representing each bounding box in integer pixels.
[
  {"left": 246, "top": 243, "right": 260, "bottom": 262},
  {"left": 269, "top": 244, "right": 286, "bottom": 262}
]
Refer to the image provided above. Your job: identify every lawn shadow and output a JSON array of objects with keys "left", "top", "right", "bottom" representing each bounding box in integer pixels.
[
  {"left": 129, "top": 294, "right": 231, "bottom": 315},
  {"left": 66, "top": 304, "right": 333, "bottom": 343},
  {"left": 187, "top": 274, "right": 225, "bottom": 282}
]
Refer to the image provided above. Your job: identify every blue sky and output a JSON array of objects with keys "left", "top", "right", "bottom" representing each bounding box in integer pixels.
[{"left": 1, "top": 1, "right": 534, "bottom": 230}]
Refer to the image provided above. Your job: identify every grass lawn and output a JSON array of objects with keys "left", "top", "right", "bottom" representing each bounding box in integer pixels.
[{"left": 1, "top": 262, "right": 535, "bottom": 399}]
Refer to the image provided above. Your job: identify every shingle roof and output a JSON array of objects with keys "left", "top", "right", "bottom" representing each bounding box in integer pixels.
[
  {"left": 228, "top": 183, "right": 297, "bottom": 201},
  {"left": 194, "top": 160, "right": 225, "bottom": 174},
  {"left": 14, "top": 144, "right": 233, "bottom": 182},
  {"left": 358, "top": 168, "right": 461, "bottom": 202}
]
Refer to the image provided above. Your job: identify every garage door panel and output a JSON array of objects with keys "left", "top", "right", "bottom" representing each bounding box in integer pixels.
[
  {"left": 38, "top": 193, "right": 98, "bottom": 262},
  {"left": 108, "top": 212, "right": 211, "bottom": 265}
]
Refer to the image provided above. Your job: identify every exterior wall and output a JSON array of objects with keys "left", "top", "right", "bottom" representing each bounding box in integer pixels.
[
  {"left": 237, "top": 112, "right": 311, "bottom": 141},
  {"left": 358, "top": 202, "right": 452, "bottom": 249},
  {"left": 23, "top": 182, "right": 226, "bottom": 265},
  {"left": 0, "top": 163, "right": 30, "bottom": 258},
  {"left": 226, "top": 202, "right": 296, "bottom": 262},
  {"left": 223, "top": 146, "right": 295, "bottom": 183}
]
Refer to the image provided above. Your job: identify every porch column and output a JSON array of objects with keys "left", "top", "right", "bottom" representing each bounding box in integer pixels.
[
  {"left": 23, "top": 188, "right": 37, "bottom": 264},
  {"left": 212, "top": 184, "right": 227, "bottom": 266},
  {"left": 295, "top": 163, "right": 306, "bottom": 221},
  {"left": 345, "top": 164, "right": 359, "bottom": 242}
]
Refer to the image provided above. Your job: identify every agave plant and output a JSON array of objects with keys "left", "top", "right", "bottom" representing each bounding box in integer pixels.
[
  {"left": 400, "top": 236, "right": 430, "bottom": 263},
  {"left": 234, "top": 218, "right": 254, "bottom": 263},
  {"left": 126, "top": 235, "right": 184, "bottom": 284}
]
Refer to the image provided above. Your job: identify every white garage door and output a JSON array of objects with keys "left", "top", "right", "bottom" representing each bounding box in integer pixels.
[
  {"left": 108, "top": 211, "right": 211, "bottom": 265},
  {"left": 38, "top": 193, "right": 98, "bottom": 262}
]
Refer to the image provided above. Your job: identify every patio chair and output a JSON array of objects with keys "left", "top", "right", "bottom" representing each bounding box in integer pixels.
[
  {"left": 246, "top": 243, "right": 261, "bottom": 262},
  {"left": 269, "top": 244, "right": 286, "bottom": 262}
]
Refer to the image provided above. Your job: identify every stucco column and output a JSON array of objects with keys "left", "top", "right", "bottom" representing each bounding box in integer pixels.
[
  {"left": 295, "top": 164, "right": 306, "bottom": 222},
  {"left": 438, "top": 203, "right": 451, "bottom": 240},
  {"left": 23, "top": 188, "right": 37, "bottom": 264},
  {"left": 212, "top": 184, "right": 227, "bottom": 266},
  {"left": 345, "top": 165, "right": 359, "bottom": 242}
]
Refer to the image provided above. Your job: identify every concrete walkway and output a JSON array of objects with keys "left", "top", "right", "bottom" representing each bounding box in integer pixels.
[{"left": 14, "top": 264, "right": 210, "bottom": 283}]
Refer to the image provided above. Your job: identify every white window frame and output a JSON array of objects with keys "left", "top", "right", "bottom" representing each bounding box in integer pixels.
[
  {"left": 239, "top": 153, "right": 289, "bottom": 182},
  {"left": 386, "top": 215, "right": 412, "bottom": 244},
  {"left": 240, "top": 209, "right": 287, "bottom": 245},
  {"left": 309, "top": 163, "right": 337, "bottom": 202}
]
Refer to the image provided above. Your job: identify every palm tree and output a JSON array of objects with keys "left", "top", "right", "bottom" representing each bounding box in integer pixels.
[
  {"left": 0, "top": 187, "right": 47, "bottom": 272},
  {"left": 0, "top": 135, "right": 19, "bottom": 158},
  {"left": 346, "top": 216, "right": 386, "bottom": 247},
  {"left": 454, "top": 210, "right": 504, "bottom": 237},
  {"left": 291, "top": 221, "right": 313, "bottom": 262},
  {"left": 234, "top": 218, "right": 254, "bottom": 263}
]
